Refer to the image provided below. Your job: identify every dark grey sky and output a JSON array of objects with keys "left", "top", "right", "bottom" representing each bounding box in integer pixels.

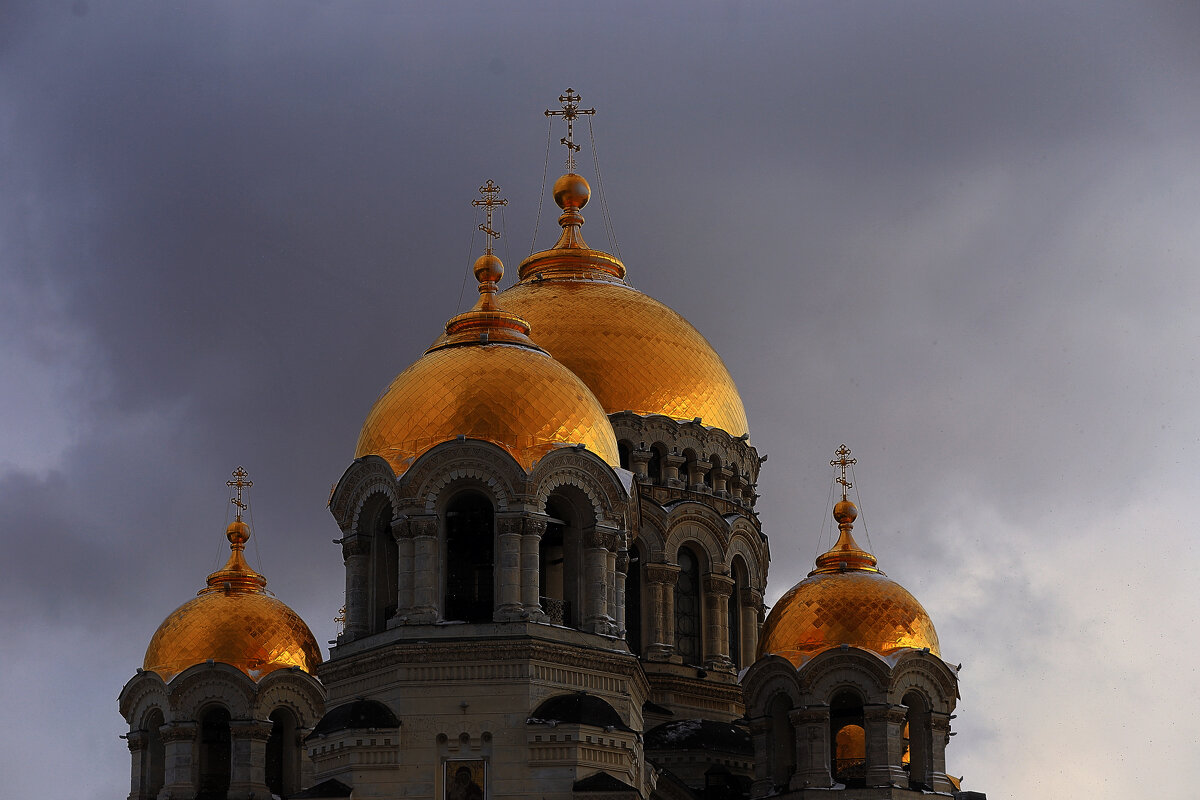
[{"left": 3, "top": 2, "right": 1199, "bottom": 796}]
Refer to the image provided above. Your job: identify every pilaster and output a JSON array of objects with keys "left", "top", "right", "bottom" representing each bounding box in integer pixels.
[
  {"left": 228, "top": 719, "right": 273, "bottom": 800},
  {"left": 158, "top": 721, "right": 198, "bottom": 800},
  {"left": 644, "top": 563, "right": 680, "bottom": 662}
]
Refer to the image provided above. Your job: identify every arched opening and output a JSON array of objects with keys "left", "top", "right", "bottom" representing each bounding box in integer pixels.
[
  {"left": 444, "top": 491, "right": 494, "bottom": 622},
  {"left": 728, "top": 558, "right": 747, "bottom": 669},
  {"left": 649, "top": 443, "right": 665, "bottom": 484},
  {"left": 142, "top": 708, "right": 165, "bottom": 800},
  {"left": 618, "top": 440, "right": 632, "bottom": 470},
  {"left": 830, "top": 691, "right": 866, "bottom": 788},
  {"left": 682, "top": 448, "right": 699, "bottom": 489},
  {"left": 625, "top": 543, "right": 643, "bottom": 655},
  {"left": 705, "top": 454, "right": 720, "bottom": 490},
  {"left": 197, "top": 705, "right": 231, "bottom": 800},
  {"left": 767, "top": 693, "right": 796, "bottom": 790},
  {"left": 266, "top": 707, "right": 300, "bottom": 798},
  {"left": 367, "top": 497, "right": 397, "bottom": 634},
  {"left": 539, "top": 488, "right": 588, "bottom": 627},
  {"left": 903, "top": 690, "right": 933, "bottom": 789},
  {"left": 674, "top": 546, "right": 702, "bottom": 664}
]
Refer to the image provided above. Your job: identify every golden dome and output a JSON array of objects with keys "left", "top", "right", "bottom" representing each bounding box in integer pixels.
[
  {"left": 758, "top": 488, "right": 939, "bottom": 667},
  {"left": 356, "top": 204, "right": 620, "bottom": 476},
  {"left": 498, "top": 173, "right": 750, "bottom": 438},
  {"left": 144, "top": 516, "right": 322, "bottom": 683}
]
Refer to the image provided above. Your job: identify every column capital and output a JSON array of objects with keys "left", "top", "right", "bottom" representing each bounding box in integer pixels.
[
  {"left": 583, "top": 526, "right": 621, "bottom": 551},
  {"left": 790, "top": 705, "right": 830, "bottom": 725},
  {"left": 703, "top": 572, "right": 735, "bottom": 596},
  {"left": 229, "top": 719, "right": 274, "bottom": 741},
  {"left": 340, "top": 533, "right": 370, "bottom": 559},
  {"left": 524, "top": 517, "right": 548, "bottom": 537},
  {"left": 495, "top": 514, "right": 524, "bottom": 537},
  {"left": 159, "top": 721, "right": 198, "bottom": 744},
  {"left": 404, "top": 515, "right": 439, "bottom": 539},
  {"left": 124, "top": 729, "right": 147, "bottom": 752},
  {"left": 644, "top": 562, "right": 680, "bottom": 586}
]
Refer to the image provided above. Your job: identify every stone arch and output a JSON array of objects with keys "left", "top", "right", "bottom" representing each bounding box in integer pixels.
[
  {"left": 664, "top": 509, "right": 728, "bottom": 568},
  {"left": 167, "top": 663, "right": 256, "bottom": 721},
  {"left": 633, "top": 505, "right": 667, "bottom": 560},
  {"left": 402, "top": 439, "right": 522, "bottom": 514},
  {"left": 799, "top": 649, "right": 891, "bottom": 706},
  {"left": 532, "top": 447, "right": 630, "bottom": 527},
  {"left": 328, "top": 455, "right": 398, "bottom": 533},
  {"left": 742, "top": 656, "right": 802, "bottom": 718},
  {"left": 119, "top": 671, "right": 171, "bottom": 725},
  {"left": 253, "top": 670, "right": 326, "bottom": 727},
  {"left": 888, "top": 652, "right": 959, "bottom": 712},
  {"left": 725, "top": 526, "right": 765, "bottom": 587}
]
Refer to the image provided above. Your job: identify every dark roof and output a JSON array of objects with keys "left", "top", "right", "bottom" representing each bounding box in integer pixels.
[
  {"left": 290, "top": 778, "right": 353, "bottom": 798},
  {"left": 306, "top": 699, "right": 400, "bottom": 739},
  {"left": 644, "top": 719, "right": 753, "bottom": 755},
  {"left": 527, "top": 692, "right": 633, "bottom": 732},
  {"left": 574, "top": 772, "right": 638, "bottom": 792}
]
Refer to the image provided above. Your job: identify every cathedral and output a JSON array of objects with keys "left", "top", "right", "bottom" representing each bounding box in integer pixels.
[{"left": 118, "top": 91, "right": 986, "bottom": 800}]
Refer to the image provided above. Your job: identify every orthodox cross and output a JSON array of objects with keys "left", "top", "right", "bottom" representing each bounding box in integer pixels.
[
  {"left": 544, "top": 88, "right": 595, "bottom": 174},
  {"left": 227, "top": 466, "right": 253, "bottom": 519},
  {"left": 830, "top": 444, "right": 856, "bottom": 500},
  {"left": 471, "top": 180, "right": 507, "bottom": 255}
]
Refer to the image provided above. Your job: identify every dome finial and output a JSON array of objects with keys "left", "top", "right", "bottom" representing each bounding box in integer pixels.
[
  {"left": 813, "top": 445, "right": 878, "bottom": 574},
  {"left": 545, "top": 88, "right": 595, "bottom": 175},
  {"left": 209, "top": 466, "right": 266, "bottom": 591},
  {"left": 438, "top": 181, "right": 537, "bottom": 348},
  {"left": 226, "top": 465, "right": 253, "bottom": 523}
]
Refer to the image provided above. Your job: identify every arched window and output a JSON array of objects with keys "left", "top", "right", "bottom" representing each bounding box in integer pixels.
[
  {"left": 539, "top": 489, "right": 587, "bottom": 627},
  {"left": 682, "top": 449, "right": 699, "bottom": 489},
  {"left": 444, "top": 492, "right": 494, "bottom": 622},
  {"left": 903, "top": 690, "right": 933, "bottom": 789},
  {"left": 728, "top": 558, "right": 747, "bottom": 669},
  {"left": 618, "top": 440, "right": 632, "bottom": 470},
  {"left": 368, "top": 498, "right": 397, "bottom": 634},
  {"left": 625, "top": 544, "right": 643, "bottom": 655},
  {"left": 830, "top": 691, "right": 866, "bottom": 788},
  {"left": 648, "top": 444, "right": 665, "bottom": 484},
  {"left": 705, "top": 454, "right": 720, "bottom": 490},
  {"left": 767, "top": 693, "right": 796, "bottom": 790},
  {"left": 142, "top": 708, "right": 165, "bottom": 800},
  {"left": 674, "top": 546, "right": 702, "bottom": 664},
  {"left": 266, "top": 707, "right": 300, "bottom": 798},
  {"left": 197, "top": 705, "right": 231, "bottom": 800}
]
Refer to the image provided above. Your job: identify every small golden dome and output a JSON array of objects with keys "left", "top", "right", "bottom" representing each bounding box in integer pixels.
[
  {"left": 758, "top": 462, "right": 939, "bottom": 666},
  {"left": 143, "top": 515, "right": 321, "bottom": 682},
  {"left": 499, "top": 173, "right": 749, "bottom": 437},
  {"left": 356, "top": 195, "right": 620, "bottom": 476}
]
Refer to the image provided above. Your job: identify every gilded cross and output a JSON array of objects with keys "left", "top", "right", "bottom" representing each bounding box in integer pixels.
[
  {"left": 544, "top": 88, "right": 595, "bottom": 173},
  {"left": 471, "top": 180, "right": 508, "bottom": 255},
  {"left": 227, "top": 466, "right": 253, "bottom": 519},
  {"left": 830, "top": 445, "right": 856, "bottom": 499}
]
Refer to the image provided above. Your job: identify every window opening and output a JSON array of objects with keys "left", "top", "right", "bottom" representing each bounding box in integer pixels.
[{"left": 445, "top": 493, "right": 494, "bottom": 622}]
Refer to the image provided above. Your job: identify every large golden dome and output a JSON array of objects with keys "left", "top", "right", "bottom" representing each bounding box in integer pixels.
[
  {"left": 356, "top": 231, "right": 620, "bottom": 476},
  {"left": 144, "top": 517, "right": 322, "bottom": 682},
  {"left": 498, "top": 174, "right": 749, "bottom": 438},
  {"left": 758, "top": 492, "right": 939, "bottom": 667}
]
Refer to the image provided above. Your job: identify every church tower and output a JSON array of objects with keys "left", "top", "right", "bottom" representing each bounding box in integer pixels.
[
  {"left": 119, "top": 468, "right": 326, "bottom": 800},
  {"left": 743, "top": 447, "right": 979, "bottom": 797}
]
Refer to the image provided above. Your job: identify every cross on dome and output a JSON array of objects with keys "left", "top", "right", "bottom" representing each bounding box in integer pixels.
[
  {"left": 830, "top": 444, "right": 856, "bottom": 500},
  {"left": 471, "top": 179, "right": 507, "bottom": 255},
  {"left": 545, "top": 88, "right": 595, "bottom": 174},
  {"left": 227, "top": 465, "right": 253, "bottom": 520}
]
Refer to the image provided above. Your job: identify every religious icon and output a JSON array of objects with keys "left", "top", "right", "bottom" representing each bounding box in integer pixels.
[{"left": 444, "top": 759, "right": 485, "bottom": 800}]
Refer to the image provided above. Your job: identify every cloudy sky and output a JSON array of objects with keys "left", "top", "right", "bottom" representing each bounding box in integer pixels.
[{"left": 3, "top": 2, "right": 1199, "bottom": 797}]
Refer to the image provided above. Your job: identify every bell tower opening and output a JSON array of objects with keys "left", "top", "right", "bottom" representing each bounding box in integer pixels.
[
  {"left": 674, "top": 546, "right": 703, "bottom": 665},
  {"left": 197, "top": 705, "right": 231, "bottom": 800},
  {"left": 539, "top": 488, "right": 589, "bottom": 627},
  {"left": 626, "top": 543, "right": 643, "bottom": 654},
  {"left": 830, "top": 691, "right": 866, "bottom": 788},
  {"left": 444, "top": 492, "right": 494, "bottom": 622},
  {"left": 367, "top": 497, "right": 397, "bottom": 634},
  {"left": 266, "top": 706, "right": 300, "bottom": 798}
]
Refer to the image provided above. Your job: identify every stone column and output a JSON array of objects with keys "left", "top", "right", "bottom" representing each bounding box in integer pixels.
[
  {"left": 125, "top": 729, "right": 148, "bottom": 800},
  {"left": 928, "top": 712, "right": 957, "bottom": 793},
  {"left": 792, "top": 706, "right": 833, "bottom": 789},
  {"left": 521, "top": 518, "right": 547, "bottom": 620},
  {"left": 714, "top": 466, "right": 732, "bottom": 497},
  {"left": 644, "top": 563, "right": 679, "bottom": 661},
  {"left": 687, "top": 460, "right": 708, "bottom": 492},
  {"left": 629, "top": 447, "right": 652, "bottom": 483},
  {"left": 863, "top": 704, "right": 908, "bottom": 787},
  {"left": 748, "top": 716, "right": 773, "bottom": 798},
  {"left": 228, "top": 719, "right": 273, "bottom": 800},
  {"left": 298, "top": 726, "right": 317, "bottom": 793},
  {"left": 158, "top": 721, "right": 198, "bottom": 800},
  {"left": 408, "top": 515, "right": 439, "bottom": 623},
  {"left": 340, "top": 534, "right": 370, "bottom": 641},
  {"left": 729, "top": 473, "right": 744, "bottom": 503},
  {"left": 615, "top": 550, "right": 629, "bottom": 638},
  {"left": 703, "top": 573, "right": 735, "bottom": 670},
  {"left": 664, "top": 453, "right": 686, "bottom": 488},
  {"left": 741, "top": 586, "right": 763, "bottom": 662},
  {"left": 392, "top": 515, "right": 414, "bottom": 623},
  {"left": 495, "top": 515, "right": 524, "bottom": 621},
  {"left": 604, "top": 544, "right": 619, "bottom": 636},
  {"left": 582, "top": 527, "right": 617, "bottom": 634}
]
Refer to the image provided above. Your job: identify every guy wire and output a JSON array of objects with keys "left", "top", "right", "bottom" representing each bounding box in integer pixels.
[
  {"left": 588, "top": 116, "right": 622, "bottom": 260},
  {"left": 457, "top": 205, "right": 481, "bottom": 313},
  {"left": 850, "top": 465, "right": 875, "bottom": 554},
  {"left": 530, "top": 118, "right": 553, "bottom": 255}
]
